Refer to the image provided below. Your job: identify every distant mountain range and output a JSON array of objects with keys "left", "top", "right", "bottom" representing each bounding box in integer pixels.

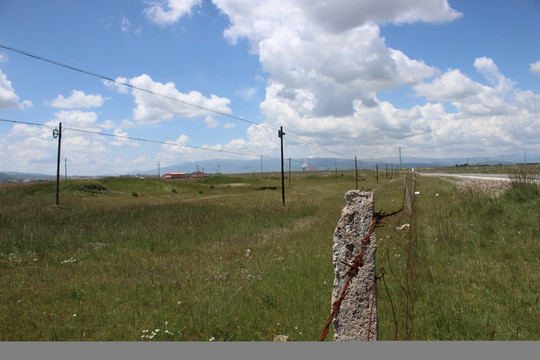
[
  {"left": 139, "top": 154, "right": 538, "bottom": 176},
  {"left": 2, "top": 153, "right": 537, "bottom": 182},
  {"left": 0, "top": 172, "right": 55, "bottom": 183}
]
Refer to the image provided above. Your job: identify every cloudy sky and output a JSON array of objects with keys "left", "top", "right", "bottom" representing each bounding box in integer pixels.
[{"left": 1, "top": 0, "right": 539, "bottom": 175}]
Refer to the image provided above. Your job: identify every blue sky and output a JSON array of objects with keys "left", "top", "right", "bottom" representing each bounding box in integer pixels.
[{"left": 1, "top": 0, "right": 539, "bottom": 175}]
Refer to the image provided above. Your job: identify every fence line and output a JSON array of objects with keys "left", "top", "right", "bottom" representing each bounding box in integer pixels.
[
  {"left": 320, "top": 185, "right": 405, "bottom": 341},
  {"left": 381, "top": 175, "right": 417, "bottom": 339},
  {"left": 320, "top": 174, "right": 419, "bottom": 341}
]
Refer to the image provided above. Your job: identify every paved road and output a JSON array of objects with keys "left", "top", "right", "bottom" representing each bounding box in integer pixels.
[{"left": 417, "top": 172, "right": 540, "bottom": 182}]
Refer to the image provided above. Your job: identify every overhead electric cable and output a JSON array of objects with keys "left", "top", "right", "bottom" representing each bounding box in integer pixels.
[
  {"left": 0, "top": 43, "right": 356, "bottom": 159},
  {"left": 0, "top": 118, "right": 55, "bottom": 130},
  {"left": 0, "top": 117, "right": 277, "bottom": 160},
  {"left": 0, "top": 43, "right": 261, "bottom": 127},
  {"left": 286, "top": 132, "right": 353, "bottom": 158},
  {"left": 64, "top": 126, "right": 274, "bottom": 159}
]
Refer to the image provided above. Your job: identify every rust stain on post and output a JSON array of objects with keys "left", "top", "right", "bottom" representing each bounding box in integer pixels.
[{"left": 332, "top": 190, "right": 377, "bottom": 341}]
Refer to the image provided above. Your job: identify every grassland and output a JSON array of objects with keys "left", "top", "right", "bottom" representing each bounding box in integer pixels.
[{"left": 0, "top": 169, "right": 538, "bottom": 341}]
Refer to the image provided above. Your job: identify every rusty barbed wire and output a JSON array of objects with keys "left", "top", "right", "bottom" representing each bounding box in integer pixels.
[
  {"left": 319, "top": 174, "right": 421, "bottom": 342},
  {"left": 378, "top": 175, "right": 417, "bottom": 340},
  {"left": 319, "top": 184, "right": 406, "bottom": 341}
]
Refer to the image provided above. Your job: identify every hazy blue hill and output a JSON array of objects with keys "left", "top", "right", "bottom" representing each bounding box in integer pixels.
[
  {"left": 3, "top": 153, "right": 536, "bottom": 179},
  {"left": 151, "top": 154, "right": 537, "bottom": 175},
  {"left": 0, "top": 172, "right": 55, "bottom": 182}
]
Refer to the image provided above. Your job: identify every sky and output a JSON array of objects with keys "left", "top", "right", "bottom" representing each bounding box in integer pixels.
[{"left": 1, "top": 0, "right": 540, "bottom": 175}]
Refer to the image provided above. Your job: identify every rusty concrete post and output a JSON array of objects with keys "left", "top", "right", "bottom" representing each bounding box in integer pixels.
[{"left": 332, "top": 190, "right": 377, "bottom": 341}]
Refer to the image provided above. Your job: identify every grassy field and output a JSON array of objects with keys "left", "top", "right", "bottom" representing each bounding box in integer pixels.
[
  {"left": 0, "top": 170, "right": 538, "bottom": 341},
  {"left": 413, "top": 175, "right": 540, "bottom": 340}
]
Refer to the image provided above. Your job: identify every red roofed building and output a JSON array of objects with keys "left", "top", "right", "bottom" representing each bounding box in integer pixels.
[{"left": 163, "top": 172, "right": 186, "bottom": 179}]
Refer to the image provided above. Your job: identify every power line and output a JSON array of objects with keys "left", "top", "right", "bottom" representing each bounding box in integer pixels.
[
  {"left": 0, "top": 118, "right": 357, "bottom": 169},
  {"left": 0, "top": 43, "right": 356, "bottom": 159},
  {"left": 286, "top": 132, "right": 353, "bottom": 158},
  {"left": 64, "top": 126, "right": 273, "bottom": 159},
  {"left": 1, "top": 117, "right": 363, "bottom": 177},
  {"left": 0, "top": 118, "right": 55, "bottom": 130},
  {"left": 0, "top": 43, "right": 261, "bottom": 127},
  {"left": 0, "top": 117, "right": 276, "bottom": 160}
]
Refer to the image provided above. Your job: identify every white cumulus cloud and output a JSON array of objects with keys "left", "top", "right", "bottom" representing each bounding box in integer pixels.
[
  {"left": 124, "top": 74, "right": 232, "bottom": 123},
  {"left": 0, "top": 69, "right": 32, "bottom": 109},
  {"left": 144, "top": 0, "right": 202, "bottom": 26},
  {"left": 49, "top": 110, "right": 100, "bottom": 131},
  {"left": 415, "top": 57, "right": 514, "bottom": 116},
  {"left": 213, "top": 0, "right": 441, "bottom": 122},
  {"left": 4, "top": 110, "right": 110, "bottom": 175},
  {"left": 140, "top": 0, "right": 540, "bottom": 161},
  {"left": 102, "top": 77, "right": 130, "bottom": 94},
  {"left": 300, "top": 0, "right": 461, "bottom": 32},
  {"left": 414, "top": 69, "right": 482, "bottom": 102},
  {"left": 204, "top": 116, "right": 219, "bottom": 129},
  {"left": 49, "top": 90, "right": 104, "bottom": 109},
  {"left": 530, "top": 60, "right": 540, "bottom": 76},
  {"left": 110, "top": 128, "right": 139, "bottom": 147},
  {"left": 158, "top": 134, "right": 194, "bottom": 163}
]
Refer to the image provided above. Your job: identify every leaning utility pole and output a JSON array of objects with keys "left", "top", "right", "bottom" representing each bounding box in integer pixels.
[
  {"left": 278, "top": 126, "right": 285, "bottom": 206},
  {"left": 53, "top": 122, "right": 62, "bottom": 205}
]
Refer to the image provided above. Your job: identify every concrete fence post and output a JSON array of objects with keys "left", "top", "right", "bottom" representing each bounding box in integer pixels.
[
  {"left": 332, "top": 190, "right": 377, "bottom": 341},
  {"left": 404, "top": 176, "right": 413, "bottom": 216}
]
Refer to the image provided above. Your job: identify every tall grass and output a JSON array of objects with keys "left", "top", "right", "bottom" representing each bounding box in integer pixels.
[
  {"left": 0, "top": 175, "right": 348, "bottom": 341},
  {"left": 413, "top": 176, "right": 539, "bottom": 340},
  {"left": 1, "top": 173, "right": 538, "bottom": 341}
]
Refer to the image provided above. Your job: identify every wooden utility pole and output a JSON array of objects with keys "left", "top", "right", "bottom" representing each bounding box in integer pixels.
[
  {"left": 53, "top": 122, "right": 62, "bottom": 205},
  {"left": 278, "top": 127, "right": 285, "bottom": 205}
]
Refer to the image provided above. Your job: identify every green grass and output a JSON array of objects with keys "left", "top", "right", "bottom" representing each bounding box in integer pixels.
[
  {"left": 413, "top": 176, "right": 540, "bottom": 340},
  {"left": 0, "top": 172, "right": 538, "bottom": 341},
  {"left": 0, "top": 175, "right": 349, "bottom": 341}
]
